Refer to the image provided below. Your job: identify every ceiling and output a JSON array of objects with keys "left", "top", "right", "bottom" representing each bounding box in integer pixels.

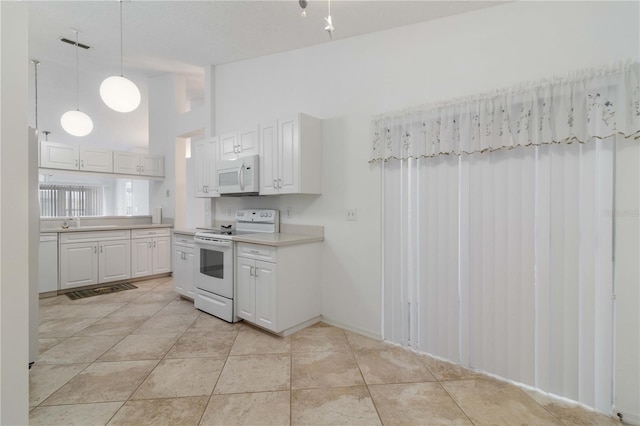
[
  {"left": 28, "top": 0, "right": 504, "bottom": 81},
  {"left": 25, "top": 0, "right": 505, "bottom": 149}
]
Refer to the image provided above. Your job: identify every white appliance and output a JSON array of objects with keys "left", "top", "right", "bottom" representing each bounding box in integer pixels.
[
  {"left": 39, "top": 233, "right": 58, "bottom": 294},
  {"left": 193, "top": 209, "right": 279, "bottom": 322},
  {"left": 216, "top": 155, "right": 259, "bottom": 195}
]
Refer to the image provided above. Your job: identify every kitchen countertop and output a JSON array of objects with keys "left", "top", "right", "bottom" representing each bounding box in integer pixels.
[
  {"left": 41, "top": 224, "right": 173, "bottom": 233},
  {"left": 173, "top": 224, "right": 324, "bottom": 246},
  {"left": 233, "top": 232, "right": 324, "bottom": 247}
]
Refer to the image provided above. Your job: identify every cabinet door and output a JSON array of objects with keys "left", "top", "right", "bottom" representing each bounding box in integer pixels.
[
  {"left": 60, "top": 242, "right": 98, "bottom": 289},
  {"left": 131, "top": 238, "right": 153, "bottom": 278},
  {"left": 153, "top": 237, "right": 172, "bottom": 274},
  {"left": 99, "top": 239, "right": 131, "bottom": 283},
  {"left": 184, "top": 248, "right": 195, "bottom": 298},
  {"left": 219, "top": 132, "right": 238, "bottom": 161},
  {"left": 193, "top": 139, "right": 210, "bottom": 197},
  {"left": 238, "top": 127, "right": 258, "bottom": 157},
  {"left": 173, "top": 246, "right": 188, "bottom": 297},
  {"left": 255, "top": 260, "right": 277, "bottom": 331},
  {"left": 278, "top": 117, "right": 299, "bottom": 194},
  {"left": 259, "top": 121, "right": 279, "bottom": 195},
  {"left": 236, "top": 257, "right": 256, "bottom": 322},
  {"left": 114, "top": 152, "right": 141, "bottom": 175},
  {"left": 80, "top": 147, "right": 113, "bottom": 173},
  {"left": 40, "top": 141, "right": 79, "bottom": 170},
  {"left": 206, "top": 138, "right": 219, "bottom": 195},
  {"left": 141, "top": 155, "right": 164, "bottom": 177},
  {"left": 194, "top": 138, "right": 218, "bottom": 197}
]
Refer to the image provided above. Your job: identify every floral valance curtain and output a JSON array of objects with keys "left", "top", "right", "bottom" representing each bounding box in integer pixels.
[{"left": 370, "top": 62, "right": 640, "bottom": 162}]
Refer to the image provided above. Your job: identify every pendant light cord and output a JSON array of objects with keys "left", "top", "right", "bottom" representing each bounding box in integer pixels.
[
  {"left": 74, "top": 30, "right": 79, "bottom": 111},
  {"left": 119, "top": 0, "right": 123, "bottom": 77}
]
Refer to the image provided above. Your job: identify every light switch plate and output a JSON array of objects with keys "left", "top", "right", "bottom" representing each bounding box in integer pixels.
[{"left": 346, "top": 208, "right": 357, "bottom": 221}]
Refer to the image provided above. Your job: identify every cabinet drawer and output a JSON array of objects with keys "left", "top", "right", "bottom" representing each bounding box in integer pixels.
[
  {"left": 131, "top": 228, "right": 171, "bottom": 238},
  {"left": 60, "top": 230, "right": 131, "bottom": 243},
  {"left": 194, "top": 289, "right": 234, "bottom": 322},
  {"left": 236, "top": 242, "right": 276, "bottom": 263}
]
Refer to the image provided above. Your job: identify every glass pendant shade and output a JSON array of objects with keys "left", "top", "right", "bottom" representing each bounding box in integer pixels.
[
  {"left": 61, "top": 110, "right": 93, "bottom": 137},
  {"left": 100, "top": 75, "right": 141, "bottom": 113}
]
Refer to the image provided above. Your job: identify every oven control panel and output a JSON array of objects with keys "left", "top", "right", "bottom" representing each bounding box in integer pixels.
[{"left": 235, "top": 209, "right": 279, "bottom": 224}]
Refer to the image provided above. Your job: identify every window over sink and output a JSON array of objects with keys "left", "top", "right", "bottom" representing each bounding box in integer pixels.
[{"left": 39, "top": 173, "right": 149, "bottom": 217}]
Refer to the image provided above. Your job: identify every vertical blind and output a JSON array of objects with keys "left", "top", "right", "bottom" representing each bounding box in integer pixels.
[
  {"left": 39, "top": 184, "right": 104, "bottom": 217},
  {"left": 382, "top": 139, "right": 614, "bottom": 412}
]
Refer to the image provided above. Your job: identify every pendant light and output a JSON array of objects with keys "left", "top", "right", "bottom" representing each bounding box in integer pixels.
[
  {"left": 100, "top": 0, "right": 140, "bottom": 113},
  {"left": 61, "top": 30, "right": 94, "bottom": 137}
]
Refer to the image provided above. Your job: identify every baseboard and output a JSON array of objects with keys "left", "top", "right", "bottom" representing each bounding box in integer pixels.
[
  {"left": 320, "top": 317, "right": 381, "bottom": 340},
  {"left": 612, "top": 406, "right": 640, "bottom": 425}
]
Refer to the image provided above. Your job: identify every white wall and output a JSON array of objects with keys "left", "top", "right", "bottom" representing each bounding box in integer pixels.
[
  {"left": 210, "top": 1, "right": 639, "bottom": 339},
  {"left": 148, "top": 74, "right": 178, "bottom": 221},
  {"left": 0, "top": 2, "right": 30, "bottom": 424}
]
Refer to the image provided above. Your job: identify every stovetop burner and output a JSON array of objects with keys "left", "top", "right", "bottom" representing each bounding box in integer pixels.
[{"left": 196, "top": 209, "right": 280, "bottom": 240}]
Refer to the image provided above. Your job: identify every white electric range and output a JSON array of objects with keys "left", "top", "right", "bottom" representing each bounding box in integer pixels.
[{"left": 193, "top": 209, "right": 279, "bottom": 322}]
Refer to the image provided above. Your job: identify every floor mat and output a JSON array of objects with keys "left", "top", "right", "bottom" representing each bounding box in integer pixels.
[{"left": 65, "top": 283, "right": 138, "bottom": 300}]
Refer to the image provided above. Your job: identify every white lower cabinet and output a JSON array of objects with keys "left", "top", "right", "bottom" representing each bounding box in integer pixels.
[
  {"left": 237, "top": 257, "right": 277, "bottom": 329},
  {"left": 99, "top": 239, "right": 132, "bottom": 283},
  {"left": 236, "top": 241, "right": 320, "bottom": 335},
  {"left": 131, "top": 228, "right": 172, "bottom": 279},
  {"left": 173, "top": 235, "right": 195, "bottom": 299},
  {"left": 59, "top": 230, "right": 131, "bottom": 290}
]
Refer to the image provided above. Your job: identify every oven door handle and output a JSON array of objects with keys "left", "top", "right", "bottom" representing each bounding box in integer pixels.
[{"left": 195, "top": 239, "right": 233, "bottom": 248}]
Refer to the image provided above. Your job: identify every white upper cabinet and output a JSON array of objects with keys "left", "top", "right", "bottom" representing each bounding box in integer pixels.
[
  {"left": 40, "top": 141, "right": 79, "bottom": 170},
  {"left": 219, "top": 126, "right": 259, "bottom": 161},
  {"left": 141, "top": 155, "right": 164, "bottom": 177},
  {"left": 80, "top": 147, "right": 113, "bottom": 173},
  {"left": 194, "top": 137, "right": 219, "bottom": 198},
  {"left": 114, "top": 152, "right": 164, "bottom": 177},
  {"left": 259, "top": 122, "right": 278, "bottom": 195},
  {"left": 259, "top": 113, "right": 322, "bottom": 195},
  {"left": 40, "top": 141, "right": 162, "bottom": 177},
  {"left": 219, "top": 133, "right": 238, "bottom": 161},
  {"left": 40, "top": 142, "right": 113, "bottom": 173}
]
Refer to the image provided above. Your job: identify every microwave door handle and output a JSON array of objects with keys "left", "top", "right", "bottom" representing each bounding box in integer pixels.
[{"left": 238, "top": 163, "right": 245, "bottom": 191}]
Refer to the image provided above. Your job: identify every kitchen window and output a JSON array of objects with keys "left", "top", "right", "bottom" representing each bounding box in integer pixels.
[
  {"left": 39, "top": 184, "right": 104, "bottom": 217},
  {"left": 39, "top": 174, "right": 149, "bottom": 217}
]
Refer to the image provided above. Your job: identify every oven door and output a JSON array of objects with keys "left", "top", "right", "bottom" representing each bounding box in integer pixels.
[{"left": 194, "top": 238, "right": 234, "bottom": 299}]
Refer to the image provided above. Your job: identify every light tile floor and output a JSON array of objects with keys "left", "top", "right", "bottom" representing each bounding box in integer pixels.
[{"left": 31, "top": 276, "right": 621, "bottom": 425}]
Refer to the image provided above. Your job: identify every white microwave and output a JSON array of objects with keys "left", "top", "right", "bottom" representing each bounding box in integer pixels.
[{"left": 216, "top": 155, "right": 260, "bottom": 195}]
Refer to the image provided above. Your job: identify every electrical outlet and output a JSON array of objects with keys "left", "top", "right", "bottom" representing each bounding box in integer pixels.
[
  {"left": 286, "top": 207, "right": 292, "bottom": 218},
  {"left": 227, "top": 208, "right": 233, "bottom": 216},
  {"left": 346, "top": 208, "right": 357, "bottom": 221},
  {"left": 165, "top": 189, "right": 170, "bottom": 197}
]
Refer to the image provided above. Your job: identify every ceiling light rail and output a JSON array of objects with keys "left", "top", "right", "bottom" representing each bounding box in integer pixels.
[
  {"left": 59, "top": 37, "right": 91, "bottom": 50},
  {"left": 298, "top": 0, "right": 335, "bottom": 39}
]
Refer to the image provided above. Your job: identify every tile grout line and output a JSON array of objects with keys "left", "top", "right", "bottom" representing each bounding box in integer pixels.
[
  {"left": 90, "top": 283, "right": 174, "bottom": 425},
  {"left": 106, "top": 297, "right": 199, "bottom": 420},
  {"left": 196, "top": 322, "right": 242, "bottom": 425}
]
